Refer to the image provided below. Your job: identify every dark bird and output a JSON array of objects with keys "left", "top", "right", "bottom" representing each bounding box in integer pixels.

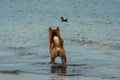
[{"left": 61, "top": 16, "right": 68, "bottom": 22}]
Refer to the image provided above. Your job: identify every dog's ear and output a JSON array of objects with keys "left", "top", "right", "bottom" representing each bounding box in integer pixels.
[
  {"left": 56, "top": 27, "right": 61, "bottom": 37},
  {"left": 48, "top": 27, "right": 52, "bottom": 41},
  {"left": 49, "top": 27, "right": 52, "bottom": 31},
  {"left": 56, "top": 27, "right": 60, "bottom": 31}
]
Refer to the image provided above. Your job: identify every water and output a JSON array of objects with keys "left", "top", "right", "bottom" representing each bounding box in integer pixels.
[{"left": 0, "top": 0, "right": 120, "bottom": 80}]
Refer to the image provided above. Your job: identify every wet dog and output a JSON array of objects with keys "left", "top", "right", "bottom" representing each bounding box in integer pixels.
[
  {"left": 61, "top": 16, "right": 68, "bottom": 22},
  {"left": 48, "top": 27, "right": 67, "bottom": 64}
]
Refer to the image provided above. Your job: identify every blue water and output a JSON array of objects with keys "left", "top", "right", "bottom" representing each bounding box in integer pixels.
[{"left": 0, "top": 0, "right": 120, "bottom": 79}]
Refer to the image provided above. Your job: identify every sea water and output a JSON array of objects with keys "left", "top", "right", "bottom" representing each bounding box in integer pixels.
[{"left": 0, "top": 0, "right": 120, "bottom": 80}]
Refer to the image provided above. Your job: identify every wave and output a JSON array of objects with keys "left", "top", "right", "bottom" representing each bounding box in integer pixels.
[
  {"left": 0, "top": 70, "right": 23, "bottom": 74},
  {"left": 68, "top": 39, "right": 120, "bottom": 49}
]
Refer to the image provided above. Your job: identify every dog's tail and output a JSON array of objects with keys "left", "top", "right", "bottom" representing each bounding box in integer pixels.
[{"left": 54, "top": 36, "right": 60, "bottom": 50}]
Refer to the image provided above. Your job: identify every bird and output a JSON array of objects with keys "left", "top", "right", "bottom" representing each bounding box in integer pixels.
[{"left": 61, "top": 16, "right": 68, "bottom": 22}]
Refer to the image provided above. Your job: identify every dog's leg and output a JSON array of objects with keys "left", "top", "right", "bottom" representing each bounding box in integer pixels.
[
  {"left": 51, "top": 55, "right": 55, "bottom": 64},
  {"left": 50, "top": 50, "right": 56, "bottom": 64},
  {"left": 61, "top": 54, "right": 67, "bottom": 64},
  {"left": 60, "top": 49, "right": 67, "bottom": 64}
]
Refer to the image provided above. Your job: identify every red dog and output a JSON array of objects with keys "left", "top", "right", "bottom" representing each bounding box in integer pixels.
[{"left": 48, "top": 27, "right": 67, "bottom": 64}]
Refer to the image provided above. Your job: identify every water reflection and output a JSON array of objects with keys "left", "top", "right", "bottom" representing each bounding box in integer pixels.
[{"left": 51, "top": 64, "right": 67, "bottom": 74}]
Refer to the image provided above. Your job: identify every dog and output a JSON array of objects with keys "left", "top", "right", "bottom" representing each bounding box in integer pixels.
[
  {"left": 48, "top": 27, "right": 67, "bottom": 64},
  {"left": 61, "top": 16, "right": 68, "bottom": 22}
]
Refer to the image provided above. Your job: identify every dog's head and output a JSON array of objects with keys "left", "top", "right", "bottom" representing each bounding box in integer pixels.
[
  {"left": 48, "top": 27, "right": 60, "bottom": 42},
  {"left": 48, "top": 27, "right": 64, "bottom": 46}
]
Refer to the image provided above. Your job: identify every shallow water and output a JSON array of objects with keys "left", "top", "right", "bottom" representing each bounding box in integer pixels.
[
  {"left": 0, "top": 0, "right": 120, "bottom": 80},
  {"left": 0, "top": 45, "right": 120, "bottom": 79}
]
